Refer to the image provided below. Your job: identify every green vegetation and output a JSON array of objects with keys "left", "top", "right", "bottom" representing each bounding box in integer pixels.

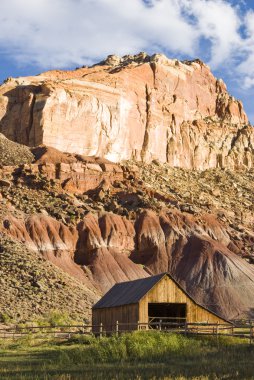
[
  {"left": 14, "top": 310, "right": 80, "bottom": 331},
  {"left": 36, "top": 310, "right": 78, "bottom": 327},
  {"left": 0, "top": 331, "right": 254, "bottom": 379},
  {"left": 0, "top": 313, "right": 12, "bottom": 324}
]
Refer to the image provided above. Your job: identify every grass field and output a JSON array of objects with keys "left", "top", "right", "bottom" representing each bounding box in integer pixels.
[{"left": 0, "top": 331, "right": 254, "bottom": 379}]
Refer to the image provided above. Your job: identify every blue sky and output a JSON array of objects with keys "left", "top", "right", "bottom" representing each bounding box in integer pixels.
[{"left": 0, "top": 0, "right": 254, "bottom": 122}]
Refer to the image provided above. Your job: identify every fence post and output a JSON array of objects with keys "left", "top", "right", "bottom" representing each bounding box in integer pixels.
[
  {"left": 216, "top": 322, "right": 219, "bottom": 347},
  {"left": 184, "top": 322, "right": 187, "bottom": 336},
  {"left": 159, "top": 320, "right": 162, "bottom": 331},
  {"left": 116, "top": 320, "right": 119, "bottom": 337},
  {"left": 100, "top": 323, "right": 103, "bottom": 338},
  {"left": 250, "top": 323, "right": 253, "bottom": 345}
]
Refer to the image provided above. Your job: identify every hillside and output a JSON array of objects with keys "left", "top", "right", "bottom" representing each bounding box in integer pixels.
[
  {"left": 0, "top": 235, "right": 98, "bottom": 322},
  {"left": 0, "top": 53, "right": 253, "bottom": 322},
  {"left": 0, "top": 140, "right": 253, "bottom": 321}
]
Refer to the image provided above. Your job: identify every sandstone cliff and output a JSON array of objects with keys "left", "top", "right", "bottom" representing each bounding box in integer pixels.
[{"left": 0, "top": 52, "right": 253, "bottom": 170}]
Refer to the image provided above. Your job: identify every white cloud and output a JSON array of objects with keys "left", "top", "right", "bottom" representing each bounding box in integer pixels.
[
  {"left": 180, "top": 0, "right": 242, "bottom": 67},
  {"left": 243, "top": 77, "right": 254, "bottom": 89},
  {"left": 237, "top": 10, "right": 254, "bottom": 89},
  {"left": 0, "top": 0, "right": 254, "bottom": 91},
  {"left": 0, "top": 1, "right": 228, "bottom": 62},
  {"left": 0, "top": 0, "right": 198, "bottom": 67}
]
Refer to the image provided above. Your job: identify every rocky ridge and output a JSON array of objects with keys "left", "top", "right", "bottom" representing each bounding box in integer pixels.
[{"left": 0, "top": 52, "right": 253, "bottom": 169}]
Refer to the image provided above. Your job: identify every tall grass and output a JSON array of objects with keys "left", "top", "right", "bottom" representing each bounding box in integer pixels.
[
  {"left": 0, "top": 331, "right": 254, "bottom": 379},
  {"left": 66, "top": 331, "right": 205, "bottom": 364}
]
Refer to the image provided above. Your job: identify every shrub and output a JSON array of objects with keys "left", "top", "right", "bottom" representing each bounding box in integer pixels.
[
  {"left": 0, "top": 313, "right": 12, "bottom": 324},
  {"left": 40, "top": 310, "right": 73, "bottom": 327}
]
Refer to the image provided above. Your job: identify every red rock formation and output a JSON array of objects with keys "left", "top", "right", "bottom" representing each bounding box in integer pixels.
[
  {"left": 75, "top": 213, "right": 148, "bottom": 291},
  {"left": 2, "top": 208, "right": 254, "bottom": 319},
  {"left": 1, "top": 151, "right": 125, "bottom": 194},
  {"left": 1, "top": 212, "right": 149, "bottom": 292},
  {"left": 1, "top": 213, "right": 93, "bottom": 286},
  {"left": 132, "top": 209, "right": 254, "bottom": 319},
  {"left": 0, "top": 53, "right": 253, "bottom": 169},
  {"left": 172, "top": 234, "right": 254, "bottom": 320}
]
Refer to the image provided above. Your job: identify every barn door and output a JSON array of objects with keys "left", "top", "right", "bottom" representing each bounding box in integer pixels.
[{"left": 148, "top": 302, "right": 187, "bottom": 328}]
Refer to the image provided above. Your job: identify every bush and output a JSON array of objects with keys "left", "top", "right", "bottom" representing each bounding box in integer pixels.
[
  {"left": 37, "top": 310, "right": 74, "bottom": 327},
  {"left": 0, "top": 313, "right": 12, "bottom": 324},
  {"left": 67, "top": 334, "right": 96, "bottom": 345}
]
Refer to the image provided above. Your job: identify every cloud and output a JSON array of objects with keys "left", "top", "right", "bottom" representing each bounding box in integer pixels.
[
  {"left": 0, "top": 0, "right": 197, "bottom": 67},
  {"left": 237, "top": 10, "right": 254, "bottom": 88},
  {"left": 180, "top": 0, "right": 242, "bottom": 67},
  {"left": 0, "top": 0, "right": 254, "bottom": 91}
]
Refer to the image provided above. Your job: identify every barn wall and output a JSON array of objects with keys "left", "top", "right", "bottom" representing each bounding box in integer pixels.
[
  {"left": 92, "top": 303, "right": 139, "bottom": 333},
  {"left": 139, "top": 275, "right": 226, "bottom": 324}
]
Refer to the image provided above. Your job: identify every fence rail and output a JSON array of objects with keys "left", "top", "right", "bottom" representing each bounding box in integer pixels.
[{"left": 0, "top": 321, "right": 253, "bottom": 343}]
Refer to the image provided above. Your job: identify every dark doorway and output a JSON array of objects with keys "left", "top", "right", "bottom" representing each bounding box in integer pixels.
[{"left": 148, "top": 303, "right": 187, "bottom": 328}]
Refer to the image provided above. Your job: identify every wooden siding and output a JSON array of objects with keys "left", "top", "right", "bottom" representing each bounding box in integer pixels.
[
  {"left": 92, "top": 303, "right": 139, "bottom": 333},
  {"left": 139, "top": 275, "right": 226, "bottom": 324}
]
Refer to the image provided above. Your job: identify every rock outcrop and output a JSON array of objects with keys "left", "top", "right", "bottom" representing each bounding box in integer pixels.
[{"left": 0, "top": 53, "right": 253, "bottom": 170}]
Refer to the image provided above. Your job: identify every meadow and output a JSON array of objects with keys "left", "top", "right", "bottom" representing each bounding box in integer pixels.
[{"left": 0, "top": 331, "right": 254, "bottom": 379}]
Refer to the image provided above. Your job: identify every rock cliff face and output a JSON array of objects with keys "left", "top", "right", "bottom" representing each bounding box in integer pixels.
[{"left": 0, "top": 52, "right": 253, "bottom": 170}]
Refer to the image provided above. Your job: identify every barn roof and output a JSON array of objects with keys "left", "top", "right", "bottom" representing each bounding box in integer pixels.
[{"left": 93, "top": 273, "right": 166, "bottom": 309}]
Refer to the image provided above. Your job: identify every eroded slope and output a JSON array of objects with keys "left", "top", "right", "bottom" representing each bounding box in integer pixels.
[{"left": 0, "top": 143, "right": 253, "bottom": 321}]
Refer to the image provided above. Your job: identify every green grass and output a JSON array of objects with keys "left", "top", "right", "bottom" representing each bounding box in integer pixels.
[{"left": 0, "top": 331, "right": 254, "bottom": 379}]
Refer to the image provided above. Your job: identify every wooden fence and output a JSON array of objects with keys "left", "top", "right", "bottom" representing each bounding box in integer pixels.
[{"left": 0, "top": 320, "right": 253, "bottom": 343}]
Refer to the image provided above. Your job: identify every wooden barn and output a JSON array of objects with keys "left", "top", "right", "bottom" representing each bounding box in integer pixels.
[{"left": 92, "top": 273, "right": 230, "bottom": 332}]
